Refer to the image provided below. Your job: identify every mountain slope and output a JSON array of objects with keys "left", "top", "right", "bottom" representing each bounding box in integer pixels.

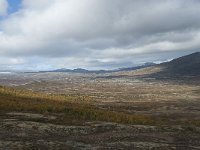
[
  {"left": 42, "top": 63, "right": 155, "bottom": 74},
  {"left": 114, "top": 52, "right": 200, "bottom": 81},
  {"left": 160, "top": 52, "right": 200, "bottom": 76}
]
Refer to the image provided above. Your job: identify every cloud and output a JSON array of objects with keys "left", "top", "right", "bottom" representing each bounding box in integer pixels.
[
  {"left": 0, "top": 0, "right": 200, "bottom": 70},
  {"left": 0, "top": 0, "right": 8, "bottom": 16}
]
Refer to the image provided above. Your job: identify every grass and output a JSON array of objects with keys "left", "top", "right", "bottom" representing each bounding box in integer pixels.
[
  {"left": 0, "top": 86, "right": 155, "bottom": 125},
  {"left": 1, "top": 86, "right": 199, "bottom": 126}
]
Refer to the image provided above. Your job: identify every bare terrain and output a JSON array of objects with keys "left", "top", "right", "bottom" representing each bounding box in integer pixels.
[
  {"left": 0, "top": 53, "right": 200, "bottom": 150},
  {"left": 0, "top": 68, "right": 200, "bottom": 149}
]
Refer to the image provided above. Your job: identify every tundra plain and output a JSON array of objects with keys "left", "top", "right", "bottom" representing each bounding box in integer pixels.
[{"left": 0, "top": 69, "right": 200, "bottom": 149}]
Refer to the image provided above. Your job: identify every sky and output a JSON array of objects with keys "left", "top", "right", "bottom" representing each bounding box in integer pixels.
[{"left": 0, "top": 0, "right": 199, "bottom": 71}]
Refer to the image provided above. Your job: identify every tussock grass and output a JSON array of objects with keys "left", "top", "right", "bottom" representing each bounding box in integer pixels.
[{"left": 0, "top": 86, "right": 155, "bottom": 125}]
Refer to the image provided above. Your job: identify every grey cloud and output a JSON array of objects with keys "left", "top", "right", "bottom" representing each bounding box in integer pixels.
[{"left": 0, "top": 0, "right": 200, "bottom": 70}]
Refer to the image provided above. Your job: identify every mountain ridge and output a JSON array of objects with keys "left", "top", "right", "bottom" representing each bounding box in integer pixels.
[
  {"left": 160, "top": 52, "right": 200, "bottom": 76},
  {"left": 40, "top": 62, "right": 155, "bottom": 74},
  {"left": 35, "top": 52, "right": 200, "bottom": 76}
]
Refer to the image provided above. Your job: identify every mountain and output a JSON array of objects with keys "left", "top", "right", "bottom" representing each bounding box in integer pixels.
[
  {"left": 138, "top": 52, "right": 200, "bottom": 81},
  {"left": 35, "top": 52, "right": 200, "bottom": 78},
  {"left": 44, "top": 63, "right": 155, "bottom": 74},
  {"left": 160, "top": 52, "right": 200, "bottom": 76},
  {"left": 54, "top": 68, "right": 90, "bottom": 73}
]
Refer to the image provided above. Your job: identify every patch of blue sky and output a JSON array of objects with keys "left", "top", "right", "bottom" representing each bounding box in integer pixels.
[
  {"left": 0, "top": 0, "right": 21, "bottom": 22},
  {"left": 7, "top": 0, "right": 22, "bottom": 14}
]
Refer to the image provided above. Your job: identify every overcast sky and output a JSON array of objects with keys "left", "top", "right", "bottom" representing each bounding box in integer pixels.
[{"left": 0, "top": 0, "right": 199, "bottom": 71}]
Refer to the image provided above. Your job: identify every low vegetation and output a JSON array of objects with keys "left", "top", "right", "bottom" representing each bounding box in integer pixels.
[{"left": 0, "top": 86, "right": 155, "bottom": 125}]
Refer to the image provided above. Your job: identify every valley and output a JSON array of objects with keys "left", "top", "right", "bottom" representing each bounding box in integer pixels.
[{"left": 0, "top": 53, "right": 200, "bottom": 149}]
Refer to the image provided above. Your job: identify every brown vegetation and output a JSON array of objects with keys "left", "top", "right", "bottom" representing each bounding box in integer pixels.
[{"left": 0, "top": 86, "right": 155, "bottom": 125}]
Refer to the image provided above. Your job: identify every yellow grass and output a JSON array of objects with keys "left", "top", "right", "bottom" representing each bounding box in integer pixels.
[{"left": 0, "top": 86, "right": 154, "bottom": 125}]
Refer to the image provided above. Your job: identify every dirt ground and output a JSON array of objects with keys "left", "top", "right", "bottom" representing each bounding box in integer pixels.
[
  {"left": 0, "top": 72, "right": 200, "bottom": 149},
  {"left": 1, "top": 112, "right": 200, "bottom": 150}
]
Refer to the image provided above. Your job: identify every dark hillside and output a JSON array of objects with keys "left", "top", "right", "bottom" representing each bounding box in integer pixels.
[{"left": 161, "top": 52, "right": 200, "bottom": 76}]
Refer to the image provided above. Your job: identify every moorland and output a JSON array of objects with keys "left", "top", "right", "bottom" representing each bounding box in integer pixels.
[{"left": 0, "top": 52, "right": 200, "bottom": 149}]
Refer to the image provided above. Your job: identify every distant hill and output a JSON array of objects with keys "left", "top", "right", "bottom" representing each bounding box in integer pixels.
[
  {"left": 36, "top": 52, "right": 200, "bottom": 79},
  {"left": 108, "top": 52, "right": 200, "bottom": 81},
  {"left": 160, "top": 52, "right": 200, "bottom": 76},
  {"left": 41, "top": 62, "right": 155, "bottom": 74}
]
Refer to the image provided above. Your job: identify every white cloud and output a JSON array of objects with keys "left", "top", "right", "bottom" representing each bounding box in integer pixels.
[
  {"left": 0, "top": 0, "right": 8, "bottom": 16},
  {"left": 0, "top": 0, "right": 200, "bottom": 70}
]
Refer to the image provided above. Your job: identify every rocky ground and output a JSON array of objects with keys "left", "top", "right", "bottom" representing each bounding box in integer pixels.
[
  {"left": 0, "top": 112, "right": 200, "bottom": 150},
  {"left": 0, "top": 72, "right": 200, "bottom": 149}
]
